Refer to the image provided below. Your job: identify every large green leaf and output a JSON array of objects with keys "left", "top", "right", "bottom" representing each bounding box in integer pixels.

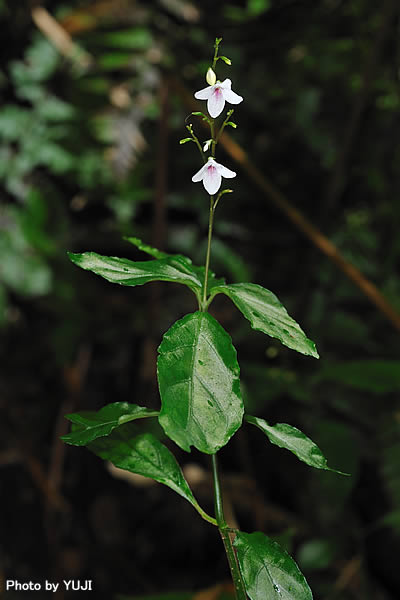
[
  {"left": 68, "top": 251, "right": 203, "bottom": 296},
  {"left": 209, "top": 283, "right": 318, "bottom": 358},
  {"left": 246, "top": 415, "right": 347, "bottom": 474},
  {"left": 234, "top": 531, "right": 313, "bottom": 600},
  {"left": 89, "top": 426, "right": 216, "bottom": 525},
  {"left": 157, "top": 312, "right": 243, "bottom": 454},
  {"left": 61, "top": 402, "right": 159, "bottom": 446},
  {"left": 69, "top": 240, "right": 224, "bottom": 300}
]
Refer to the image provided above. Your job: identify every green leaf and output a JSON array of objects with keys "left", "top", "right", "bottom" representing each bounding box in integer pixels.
[
  {"left": 100, "top": 28, "right": 153, "bottom": 50},
  {"left": 97, "top": 53, "right": 133, "bottom": 70},
  {"left": 68, "top": 251, "right": 203, "bottom": 297},
  {"left": 123, "top": 236, "right": 168, "bottom": 259},
  {"left": 247, "top": 0, "right": 271, "bottom": 16},
  {"left": 157, "top": 312, "right": 243, "bottom": 454},
  {"left": 88, "top": 426, "right": 216, "bottom": 524},
  {"left": 68, "top": 243, "right": 225, "bottom": 301},
  {"left": 61, "top": 402, "right": 159, "bottom": 446},
  {"left": 209, "top": 283, "right": 318, "bottom": 358},
  {"left": 245, "top": 415, "right": 348, "bottom": 474},
  {"left": 297, "top": 538, "right": 338, "bottom": 571},
  {"left": 234, "top": 531, "right": 313, "bottom": 600}
]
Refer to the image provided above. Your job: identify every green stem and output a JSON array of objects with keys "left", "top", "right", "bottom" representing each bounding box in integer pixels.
[
  {"left": 211, "top": 454, "right": 226, "bottom": 527},
  {"left": 201, "top": 196, "right": 215, "bottom": 310},
  {"left": 186, "top": 124, "right": 206, "bottom": 162},
  {"left": 210, "top": 119, "right": 217, "bottom": 157},
  {"left": 216, "top": 110, "right": 234, "bottom": 144},
  {"left": 212, "top": 38, "right": 221, "bottom": 70},
  {"left": 212, "top": 454, "right": 248, "bottom": 600}
]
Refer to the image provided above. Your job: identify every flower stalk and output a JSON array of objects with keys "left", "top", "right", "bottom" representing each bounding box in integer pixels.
[
  {"left": 201, "top": 196, "right": 215, "bottom": 310},
  {"left": 187, "top": 38, "right": 247, "bottom": 599}
]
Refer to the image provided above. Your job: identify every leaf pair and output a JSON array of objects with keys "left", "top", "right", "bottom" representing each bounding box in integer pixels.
[{"left": 69, "top": 237, "right": 318, "bottom": 358}]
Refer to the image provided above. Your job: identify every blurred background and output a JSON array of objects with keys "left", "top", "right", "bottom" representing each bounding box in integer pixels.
[{"left": 1, "top": 0, "right": 400, "bottom": 598}]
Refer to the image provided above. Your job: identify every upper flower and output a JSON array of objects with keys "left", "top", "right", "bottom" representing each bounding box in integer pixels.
[
  {"left": 192, "top": 157, "right": 236, "bottom": 195},
  {"left": 194, "top": 79, "right": 243, "bottom": 118}
]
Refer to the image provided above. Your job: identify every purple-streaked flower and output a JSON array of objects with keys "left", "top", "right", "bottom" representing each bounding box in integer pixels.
[
  {"left": 192, "top": 157, "right": 236, "bottom": 195},
  {"left": 194, "top": 79, "right": 243, "bottom": 118}
]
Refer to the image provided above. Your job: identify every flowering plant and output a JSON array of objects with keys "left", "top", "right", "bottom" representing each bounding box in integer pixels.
[{"left": 62, "top": 38, "right": 345, "bottom": 600}]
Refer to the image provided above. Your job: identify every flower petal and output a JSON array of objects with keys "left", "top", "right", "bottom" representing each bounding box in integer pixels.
[
  {"left": 219, "top": 79, "right": 232, "bottom": 89},
  {"left": 207, "top": 87, "right": 225, "bottom": 118},
  {"left": 194, "top": 85, "right": 213, "bottom": 100},
  {"left": 223, "top": 88, "right": 243, "bottom": 105},
  {"left": 217, "top": 163, "right": 236, "bottom": 179},
  {"left": 192, "top": 163, "right": 208, "bottom": 182},
  {"left": 203, "top": 164, "right": 222, "bottom": 195}
]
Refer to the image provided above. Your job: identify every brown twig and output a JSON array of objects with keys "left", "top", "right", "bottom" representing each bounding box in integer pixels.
[
  {"left": 31, "top": 6, "right": 93, "bottom": 69},
  {"left": 323, "top": 555, "right": 362, "bottom": 600},
  {"left": 23, "top": 453, "right": 70, "bottom": 512},
  {"left": 172, "top": 77, "right": 400, "bottom": 333}
]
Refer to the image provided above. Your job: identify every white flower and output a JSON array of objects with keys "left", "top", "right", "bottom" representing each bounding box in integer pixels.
[
  {"left": 192, "top": 157, "right": 236, "bottom": 195},
  {"left": 194, "top": 78, "right": 243, "bottom": 118}
]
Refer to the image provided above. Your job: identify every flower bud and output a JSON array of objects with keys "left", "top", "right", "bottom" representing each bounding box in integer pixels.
[{"left": 206, "top": 67, "right": 217, "bottom": 86}]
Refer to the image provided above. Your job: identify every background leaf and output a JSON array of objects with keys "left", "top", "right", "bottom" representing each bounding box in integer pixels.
[
  {"left": 62, "top": 402, "right": 159, "bottom": 446},
  {"left": 210, "top": 283, "right": 319, "bottom": 358},
  {"left": 234, "top": 531, "right": 313, "bottom": 600},
  {"left": 246, "top": 415, "right": 347, "bottom": 474},
  {"left": 318, "top": 360, "right": 400, "bottom": 393},
  {"left": 157, "top": 312, "right": 243, "bottom": 454}
]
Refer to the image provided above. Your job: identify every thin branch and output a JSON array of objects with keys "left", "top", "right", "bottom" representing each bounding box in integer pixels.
[{"left": 32, "top": 6, "right": 92, "bottom": 69}]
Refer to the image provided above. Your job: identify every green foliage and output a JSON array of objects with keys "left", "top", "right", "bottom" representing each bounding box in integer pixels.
[
  {"left": 296, "top": 538, "right": 339, "bottom": 571},
  {"left": 1, "top": 3, "right": 399, "bottom": 598},
  {"left": 234, "top": 531, "right": 313, "bottom": 600},
  {"left": 209, "top": 283, "right": 319, "bottom": 358},
  {"left": 64, "top": 25, "right": 324, "bottom": 590},
  {"left": 245, "top": 415, "right": 347, "bottom": 473},
  {"left": 157, "top": 312, "right": 243, "bottom": 454},
  {"left": 0, "top": 191, "right": 53, "bottom": 299},
  {"left": 97, "top": 28, "right": 153, "bottom": 50},
  {"left": 62, "top": 402, "right": 159, "bottom": 446},
  {"left": 224, "top": 0, "right": 270, "bottom": 21},
  {"left": 88, "top": 425, "right": 216, "bottom": 524},
  {"left": 68, "top": 251, "right": 204, "bottom": 295},
  {"left": 68, "top": 242, "right": 225, "bottom": 305}
]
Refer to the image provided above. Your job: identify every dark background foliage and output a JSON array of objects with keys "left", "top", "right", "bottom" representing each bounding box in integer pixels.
[{"left": 1, "top": 0, "right": 400, "bottom": 598}]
